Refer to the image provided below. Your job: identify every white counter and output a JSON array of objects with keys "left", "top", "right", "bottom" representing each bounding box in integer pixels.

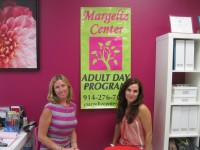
[{"left": 0, "top": 126, "right": 35, "bottom": 150}]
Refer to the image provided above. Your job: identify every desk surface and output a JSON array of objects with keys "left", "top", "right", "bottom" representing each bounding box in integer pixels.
[{"left": 0, "top": 127, "right": 34, "bottom": 150}]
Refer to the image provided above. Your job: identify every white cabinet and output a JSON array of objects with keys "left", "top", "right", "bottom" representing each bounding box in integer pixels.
[{"left": 153, "top": 33, "right": 200, "bottom": 150}]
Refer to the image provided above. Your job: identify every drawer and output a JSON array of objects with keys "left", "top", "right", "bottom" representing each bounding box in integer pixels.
[
  {"left": 172, "top": 86, "right": 197, "bottom": 96},
  {"left": 172, "top": 95, "right": 196, "bottom": 103}
]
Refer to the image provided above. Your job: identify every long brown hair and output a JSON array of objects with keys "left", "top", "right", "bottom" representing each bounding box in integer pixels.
[{"left": 116, "top": 78, "right": 144, "bottom": 124}]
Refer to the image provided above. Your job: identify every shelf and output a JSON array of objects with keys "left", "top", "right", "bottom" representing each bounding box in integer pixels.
[
  {"left": 156, "top": 33, "right": 200, "bottom": 41},
  {"left": 171, "top": 102, "right": 200, "bottom": 106},
  {"left": 172, "top": 70, "right": 200, "bottom": 73},
  {"left": 169, "top": 133, "right": 199, "bottom": 138},
  {"left": 153, "top": 33, "right": 200, "bottom": 150}
]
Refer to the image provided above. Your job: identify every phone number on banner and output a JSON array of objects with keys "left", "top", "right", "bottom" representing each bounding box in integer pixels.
[{"left": 82, "top": 94, "right": 117, "bottom": 100}]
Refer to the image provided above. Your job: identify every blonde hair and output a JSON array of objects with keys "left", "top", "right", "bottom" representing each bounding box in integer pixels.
[{"left": 47, "top": 74, "right": 73, "bottom": 104}]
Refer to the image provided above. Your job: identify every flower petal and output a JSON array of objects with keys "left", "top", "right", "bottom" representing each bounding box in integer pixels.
[
  {"left": 0, "top": 24, "right": 8, "bottom": 34},
  {"left": 6, "top": 17, "right": 15, "bottom": 30}
]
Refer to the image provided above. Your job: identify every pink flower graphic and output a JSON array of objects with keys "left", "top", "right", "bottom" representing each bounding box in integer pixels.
[
  {"left": 90, "top": 37, "right": 122, "bottom": 70},
  {"left": 0, "top": 6, "right": 37, "bottom": 68}
]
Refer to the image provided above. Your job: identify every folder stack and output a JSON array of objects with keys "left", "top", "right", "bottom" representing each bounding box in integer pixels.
[
  {"left": 172, "top": 84, "right": 197, "bottom": 103},
  {"left": 170, "top": 84, "right": 198, "bottom": 135},
  {"left": 171, "top": 106, "right": 198, "bottom": 135},
  {"left": 173, "top": 40, "right": 195, "bottom": 71}
]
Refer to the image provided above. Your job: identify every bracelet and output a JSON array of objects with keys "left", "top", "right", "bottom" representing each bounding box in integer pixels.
[
  {"left": 56, "top": 145, "right": 63, "bottom": 150},
  {"left": 110, "top": 144, "right": 115, "bottom": 147}
]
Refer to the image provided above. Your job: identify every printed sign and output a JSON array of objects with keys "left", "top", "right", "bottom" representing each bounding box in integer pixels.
[
  {"left": 80, "top": 7, "right": 131, "bottom": 109},
  {"left": 170, "top": 16, "right": 193, "bottom": 33}
]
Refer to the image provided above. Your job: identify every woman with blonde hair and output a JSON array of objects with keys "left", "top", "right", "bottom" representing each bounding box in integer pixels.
[{"left": 38, "top": 74, "right": 79, "bottom": 150}]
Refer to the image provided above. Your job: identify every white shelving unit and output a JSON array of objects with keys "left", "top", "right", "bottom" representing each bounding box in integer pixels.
[{"left": 153, "top": 33, "right": 200, "bottom": 150}]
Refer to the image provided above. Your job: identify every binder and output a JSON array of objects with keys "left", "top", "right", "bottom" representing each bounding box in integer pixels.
[
  {"left": 171, "top": 106, "right": 181, "bottom": 134},
  {"left": 188, "top": 106, "right": 198, "bottom": 134},
  {"left": 185, "top": 40, "right": 194, "bottom": 71},
  {"left": 180, "top": 106, "right": 189, "bottom": 134},
  {"left": 173, "top": 40, "right": 185, "bottom": 70}
]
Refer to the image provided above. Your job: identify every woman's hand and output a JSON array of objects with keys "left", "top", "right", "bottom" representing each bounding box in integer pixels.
[
  {"left": 63, "top": 148, "right": 80, "bottom": 150},
  {"left": 71, "top": 141, "right": 79, "bottom": 150}
]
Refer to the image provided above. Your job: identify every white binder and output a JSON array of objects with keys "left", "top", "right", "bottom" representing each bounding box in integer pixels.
[
  {"left": 171, "top": 106, "right": 181, "bottom": 134},
  {"left": 188, "top": 106, "right": 198, "bottom": 134},
  {"left": 180, "top": 106, "right": 189, "bottom": 134},
  {"left": 173, "top": 40, "right": 185, "bottom": 70},
  {"left": 185, "top": 40, "right": 194, "bottom": 70}
]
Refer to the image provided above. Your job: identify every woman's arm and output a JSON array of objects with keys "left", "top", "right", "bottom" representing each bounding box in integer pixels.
[
  {"left": 138, "top": 104, "right": 152, "bottom": 150},
  {"left": 111, "top": 123, "right": 121, "bottom": 146},
  {"left": 70, "top": 128, "right": 78, "bottom": 148},
  {"left": 38, "top": 108, "right": 62, "bottom": 150}
]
